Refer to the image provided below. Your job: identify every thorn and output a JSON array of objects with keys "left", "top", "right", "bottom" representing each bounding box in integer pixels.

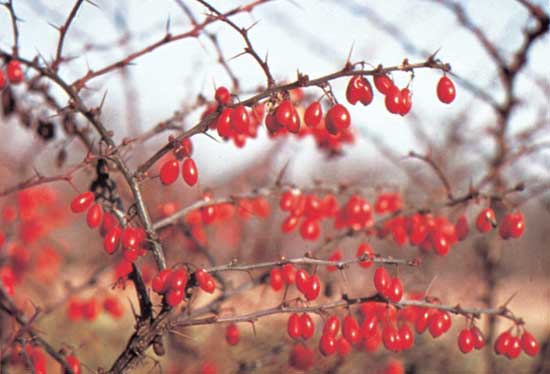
[
  {"left": 99, "top": 90, "right": 108, "bottom": 111},
  {"left": 345, "top": 42, "right": 355, "bottom": 65},
  {"left": 202, "top": 131, "right": 220, "bottom": 143},
  {"left": 47, "top": 22, "right": 61, "bottom": 31},
  {"left": 165, "top": 16, "right": 171, "bottom": 34},
  {"left": 275, "top": 160, "right": 291, "bottom": 186},
  {"left": 428, "top": 48, "right": 441, "bottom": 61},
  {"left": 501, "top": 291, "right": 519, "bottom": 308},
  {"left": 84, "top": 0, "right": 99, "bottom": 9},
  {"left": 245, "top": 19, "right": 261, "bottom": 32},
  {"left": 424, "top": 275, "right": 437, "bottom": 297},
  {"left": 228, "top": 50, "right": 247, "bottom": 62}
]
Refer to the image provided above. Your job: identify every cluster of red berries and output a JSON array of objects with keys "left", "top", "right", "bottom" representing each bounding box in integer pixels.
[
  {"left": 151, "top": 267, "right": 189, "bottom": 307},
  {"left": 201, "top": 86, "right": 264, "bottom": 147},
  {"left": 279, "top": 190, "right": 376, "bottom": 240},
  {"left": 269, "top": 264, "right": 321, "bottom": 301},
  {"left": 475, "top": 207, "right": 525, "bottom": 239},
  {"left": 67, "top": 295, "right": 124, "bottom": 321},
  {"left": 159, "top": 138, "right": 198, "bottom": 187},
  {"left": 373, "top": 267, "right": 404, "bottom": 303},
  {"left": 70, "top": 191, "right": 103, "bottom": 229},
  {"left": 493, "top": 329, "right": 539, "bottom": 359},
  {"left": 179, "top": 192, "right": 271, "bottom": 248},
  {"left": 344, "top": 73, "right": 411, "bottom": 116},
  {"left": 0, "top": 265, "right": 15, "bottom": 295},
  {"left": 225, "top": 322, "right": 241, "bottom": 345},
  {"left": 9, "top": 344, "right": 82, "bottom": 374},
  {"left": 456, "top": 325, "right": 486, "bottom": 353},
  {"left": 0, "top": 60, "right": 24, "bottom": 89},
  {"left": 380, "top": 213, "right": 459, "bottom": 255}
]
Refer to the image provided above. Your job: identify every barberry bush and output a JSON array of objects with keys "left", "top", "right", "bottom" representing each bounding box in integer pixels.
[{"left": 0, "top": 1, "right": 549, "bottom": 373}]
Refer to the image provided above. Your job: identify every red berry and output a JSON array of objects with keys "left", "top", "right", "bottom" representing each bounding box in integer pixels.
[
  {"left": 337, "top": 336, "right": 352, "bottom": 357},
  {"left": 374, "top": 74, "right": 394, "bottom": 95},
  {"left": 304, "top": 101, "right": 322, "bottom": 128},
  {"left": 269, "top": 267, "right": 284, "bottom": 291},
  {"left": 103, "top": 296, "right": 124, "bottom": 319},
  {"left": 304, "top": 274, "right": 321, "bottom": 301},
  {"left": 231, "top": 105, "right": 249, "bottom": 134},
  {"left": 382, "top": 324, "right": 400, "bottom": 352},
  {"left": 196, "top": 269, "right": 215, "bottom": 293},
  {"left": 287, "top": 108, "right": 301, "bottom": 133},
  {"left": 356, "top": 243, "right": 374, "bottom": 268},
  {"left": 476, "top": 208, "right": 496, "bottom": 233},
  {"left": 0, "top": 70, "right": 6, "bottom": 89},
  {"left": 281, "top": 215, "right": 300, "bottom": 233},
  {"left": 7, "top": 60, "right": 23, "bottom": 84},
  {"left": 506, "top": 336, "right": 522, "bottom": 359},
  {"left": 431, "top": 230, "right": 450, "bottom": 256},
  {"left": 160, "top": 159, "right": 179, "bottom": 185},
  {"left": 470, "top": 325, "right": 486, "bottom": 350},
  {"left": 121, "top": 227, "right": 145, "bottom": 249},
  {"left": 169, "top": 268, "right": 188, "bottom": 290},
  {"left": 437, "top": 76, "right": 456, "bottom": 104},
  {"left": 295, "top": 269, "right": 309, "bottom": 294},
  {"left": 323, "top": 315, "right": 340, "bottom": 337},
  {"left": 287, "top": 313, "right": 302, "bottom": 339},
  {"left": 70, "top": 192, "right": 95, "bottom": 213},
  {"left": 289, "top": 344, "right": 313, "bottom": 370},
  {"left": 215, "top": 86, "right": 231, "bottom": 105},
  {"left": 387, "top": 277, "right": 404, "bottom": 303},
  {"left": 300, "top": 313, "right": 315, "bottom": 339},
  {"left": 399, "top": 324, "right": 414, "bottom": 350},
  {"left": 319, "top": 334, "right": 337, "bottom": 356},
  {"left": 182, "top": 157, "right": 198, "bottom": 186},
  {"left": 325, "top": 104, "right": 351, "bottom": 135},
  {"left": 280, "top": 190, "right": 299, "bottom": 211},
  {"left": 216, "top": 108, "right": 233, "bottom": 138},
  {"left": 275, "top": 100, "right": 294, "bottom": 129},
  {"left": 166, "top": 288, "right": 184, "bottom": 307},
  {"left": 494, "top": 331, "right": 512, "bottom": 355},
  {"left": 86, "top": 203, "right": 103, "bottom": 229},
  {"left": 342, "top": 315, "right": 362, "bottom": 345},
  {"left": 282, "top": 264, "right": 296, "bottom": 285},
  {"left": 152, "top": 269, "right": 172, "bottom": 294},
  {"left": 428, "top": 311, "right": 451, "bottom": 338},
  {"left": 326, "top": 249, "right": 342, "bottom": 272},
  {"left": 384, "top": 359, "right": 405, "bottom": 374},
  {"left": 499, "top": 211, "right": 525, "bottom": 239},
  {"left": 399, "top": 88, "right": 412, "bottom": 116},
  {"left": 225, "top": 323, "right": 240, "bottom": 345},
  {"left": 373, "top": 267, "right": 391, "bottom": 296},
  {"left": 104, "top": 226, "right": 121, "bottom": 254},
  {"left": 455, "top": 215, "right": 469, "bottom": 241},
  {"left": 346, "top": 75, "right": 373, "bottom": 106},
  {"left": 64, "top": 355, "right": 81, "bottom": 374},
  {"left": 385, "top": 85, "right": 402, "bottom": 114},
  {"left": 521, "top": 331, "right": 539, "bottom": 356},
  {"left": 361, "top": 313, "right": 378, "bottom": 339},
  {"left": 299, "top": 219, "right": 321, "bottom": 241},
  {"left": 81, "top": 298, "right": 99, "bottom": 320},
  {"left": 458, "top": 328, "right": 474, "bottom": 353}
]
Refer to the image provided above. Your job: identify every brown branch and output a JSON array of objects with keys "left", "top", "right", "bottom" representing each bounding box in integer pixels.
[
  {"left": 136, "top": 57, "right": 451, "bottom": 175},
  {"left": 174, "top": 292, "right": 524, "bottom": 328},
  {"left": 3, "top": 0, "right": 20, "bottom": 55},
  {"left": 195, "top": 0, "right": 274, "bottom": 86},
  {"left": 52, "top": 0, "right": 85, "bottom": 70},
  {"left": 0, "top": 287, "right": 74, "bottom": 373},
  {"left": 407, "top": 151, "right": 454, "bottom": 200},
  {"left": 69, "top": 0, "right": 271, "bottom": 91}
]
